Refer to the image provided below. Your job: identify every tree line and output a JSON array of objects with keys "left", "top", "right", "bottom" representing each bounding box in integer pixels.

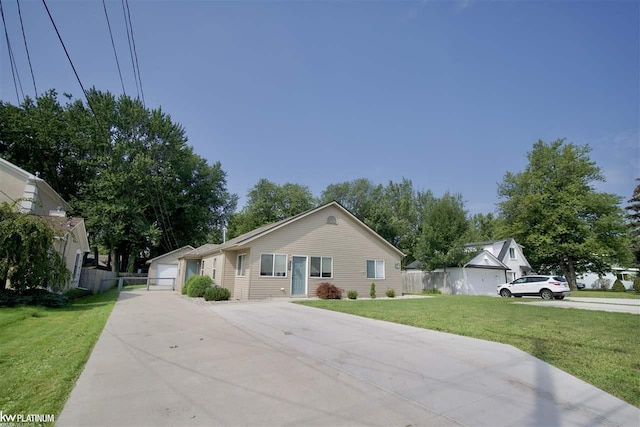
[
  {"left": 1, "top": 91, "right": 637, "bottom": 290},
  {"left": 1, "top": 90, "right": 237, "bottom": 273}
]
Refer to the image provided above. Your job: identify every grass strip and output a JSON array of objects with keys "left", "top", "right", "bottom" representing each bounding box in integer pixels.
[{"left": 0, "top": 288, "right": 119, "bottom": 423}]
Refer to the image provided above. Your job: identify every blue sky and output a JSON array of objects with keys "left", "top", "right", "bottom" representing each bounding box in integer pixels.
[{"left": 1, "top": 0, "right": 638, "bottom": 214}]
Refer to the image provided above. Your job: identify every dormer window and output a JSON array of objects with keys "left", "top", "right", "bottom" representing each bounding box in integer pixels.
[{"left": 509, "top": 247, "right": 516, "bottom": 260}]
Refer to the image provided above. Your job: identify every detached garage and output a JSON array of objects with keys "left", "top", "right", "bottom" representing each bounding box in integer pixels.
[{"left": 146, "top": 246, "right": 194, "bottom": 288}]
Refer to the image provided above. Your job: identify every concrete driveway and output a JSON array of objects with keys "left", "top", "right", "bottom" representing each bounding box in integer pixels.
[
  {"left": 516, "top": 297, "right": 640, "bottom": 314},
  {"left": 58, "top": 291, "right": 640, "bottom": 427}
]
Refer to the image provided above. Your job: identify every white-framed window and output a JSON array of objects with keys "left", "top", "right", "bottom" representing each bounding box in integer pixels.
[
  {"left": 199, "top": 260, "right": 205, "bottom": 275},
  {"left": 260, "top": 254, "right": 287, "bottom": 277},
  {"left": 509, "top": 247, "right": 516, "bottom": 259},
  {"left": 310, "top": 256, "right": 332, "bottom": 278},
  {"left": 366, "top": 259, "right": 385, "bottom": 279},
  {"left": 212, "top": 258, "right": 217, "bottom": 280},
  {"left": 507, "top": 271, "right": 516, "bottom": 282},
  {"left": 236, "top": 253, "right": 246, "bottom": 277}
]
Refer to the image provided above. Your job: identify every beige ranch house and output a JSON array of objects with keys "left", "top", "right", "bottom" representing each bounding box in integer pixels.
[{"left": 177, "top": 202, "right": 404, "bottom": 300}]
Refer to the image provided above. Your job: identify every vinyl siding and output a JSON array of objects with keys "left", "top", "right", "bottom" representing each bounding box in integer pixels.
[
  {"left": 225, "top": 250, "right": 250, "bottom": 300},
  {"left": 0, "top": 168, "right": 25, "bottom": 206},
  {"left": 242, "top": 205, "right": 402, "bottom": 300}
]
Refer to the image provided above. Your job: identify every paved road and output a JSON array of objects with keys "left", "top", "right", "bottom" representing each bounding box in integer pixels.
[
  {"left": 58, "top": 291, "right": 640, "bottom": 427},
  {"left": 517, "top": 297, "right": 639, "bottom": 314}
]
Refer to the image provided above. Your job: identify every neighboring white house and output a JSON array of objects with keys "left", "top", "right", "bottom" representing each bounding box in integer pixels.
[
  {"left": 405, "top": 239, "right": 532, "bottom": 295},
  {"left": 0, "top": 157, "right": 90, "bottom": 289},
  {"left": 146, "top": 246, "right": 195, "bottom": 287},
  {"left": 177, "top": 201, "right": 405, "bottom": 300},
  {"left": 578, "top": 267, "right": 639, "bottom": 291}
]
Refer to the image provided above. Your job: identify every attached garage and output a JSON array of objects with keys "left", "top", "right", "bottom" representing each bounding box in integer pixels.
[
  {"left": 156, "top": 263, "right": 178, "bottom": 286},
  {"left": 146, "top": 246, "right": 194, "bottom": 287}
]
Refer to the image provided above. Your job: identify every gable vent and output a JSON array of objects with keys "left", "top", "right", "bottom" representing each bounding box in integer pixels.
[{"left": 326, "top": 215, "right": 337, "bottom": 225}]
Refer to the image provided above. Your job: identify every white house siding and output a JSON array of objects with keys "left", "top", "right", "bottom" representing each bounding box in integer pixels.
[
  {"left": 0, "top": 166, "right": 26, "bottom": 206},
  {"left": 501, "top": 242, "right": 529, "bottom": 278},
  {"left": 241, "top": 205, "right": 402, "bottom": 300},
  {"left": 578, "top": 269, "right": 637, "bottom": 290}
]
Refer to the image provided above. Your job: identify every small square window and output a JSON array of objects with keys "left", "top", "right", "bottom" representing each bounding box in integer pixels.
[
  {"left": 260, "top": 254, "right": 287, "bottom": 277},
  {"left": 366, "top": 259, "right": 384, "bottom": 279},
  {"left": 310, "top": 257, "right": 332, "bottom": 278}
]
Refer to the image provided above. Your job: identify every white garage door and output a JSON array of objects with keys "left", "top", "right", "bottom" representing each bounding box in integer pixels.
[{"left": 157, "top": 263, "right": 178, "bottom": 286}]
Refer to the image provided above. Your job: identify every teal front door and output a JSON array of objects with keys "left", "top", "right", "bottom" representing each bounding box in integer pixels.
[{"left": 291, "top": 256, "right": 307, "bottom": 295}]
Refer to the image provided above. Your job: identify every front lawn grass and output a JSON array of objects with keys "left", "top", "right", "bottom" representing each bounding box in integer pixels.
[
  {"left": 0, "top": 288, "right": 119, "bottom": 423},
  {"left": 571, "top": 290, "right": 640, "bottom": 299},
  {"left": 298, "top": 296, "right": 640, "bottom": 407}
]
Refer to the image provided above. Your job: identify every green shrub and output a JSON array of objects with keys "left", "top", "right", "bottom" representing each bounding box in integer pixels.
[
  {"left": 64, "top": 288, "right": 91, "bottom": 300},
  {"left": 422, "top": 288, "right": 442, "bottom": 295},
  {"left": 204, "top": 286, "right": 231, "bottom": 301},
  {"left": 386, "top": 288, "right": 395, "bottom": 298},
  {"left": 611, "top": 279, "right": 626, "bottom": 292},
  {"left": 186, "top": 276, "right": 214, "bottom": 298},
  {"left": 316, "top": 282, "right": 343, "bottom": 299},
  {"left": 347, "top": 290, "right": 358, "bottom": 300},
  {"left": 0, "top": 288, "right": 69, "bottom": 307},
  {"left": 370, "top": 282, "right": 376, "bottom": 299},
  {"left": 181, "top": 276, "right": 194, "bottom": 295},
  {"left": 633, "top": 276, "right": 640, "bottom": 293},
  {"left": 0, "top": 289, "right": 29, "bottom": 307}
]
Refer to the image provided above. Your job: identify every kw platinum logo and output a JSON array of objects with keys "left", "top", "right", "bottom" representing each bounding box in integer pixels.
[{"left": 0, "top": 411, "right": 55, "bottom": 425}]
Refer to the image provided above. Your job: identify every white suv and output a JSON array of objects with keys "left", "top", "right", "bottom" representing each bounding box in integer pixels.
[{"left": 497, "top": 275, "right": 571, "bottom": 300}]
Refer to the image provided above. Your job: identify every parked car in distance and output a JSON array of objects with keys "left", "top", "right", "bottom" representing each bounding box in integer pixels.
[
  {"left": 497, "top": 275, "right": 571, "bottom": 300},
  {"left": 576, "top": 282, "right": 586, "bottom": 290}
]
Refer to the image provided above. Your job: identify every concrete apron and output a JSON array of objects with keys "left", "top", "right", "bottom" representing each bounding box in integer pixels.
[
  {"left": 57, "top": 291, "right": 640, "bottom": 427},
  {"left": 210, "top": 300, "right": 640, "bottom": 427},
  {"left": 57, "top": 291, "right": 458, "bottom": 427}
]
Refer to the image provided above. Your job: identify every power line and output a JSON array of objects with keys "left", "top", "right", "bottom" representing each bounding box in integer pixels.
[
  {"left": 41, "top": 0, "right": 97, "bottom": 117},
  {"left": 121, "top": 0, "right": 140, "bottom": 100},
  {"left": 102, "top": 0, "right": 126, "bottom": 96},
  {"left": 124, "top": 0, "right": 144, "bottom": 106},
  {"left": 16, "top": 0, "right": 37, "bottom": 97},
  {"left": 0, "top": 0, "right": 25, "bottom": 103}
]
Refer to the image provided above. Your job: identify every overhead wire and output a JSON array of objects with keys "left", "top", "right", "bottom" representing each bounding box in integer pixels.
[
  {"left": 124, "top": 0, "right": 144, "bottom": 106},
  {"left": 16, "top": 0, "right": 37, "bottom": 97},
  {"left": 0, "top": 0, "right": 25, "bottom": 103},
  {"left": 120, "top": 0, "right": 140, "bottom": 100},
  {"left": 41, "top": 0, "right": 97, "bottom": 116},
  {"left": 102, "top": 0, "right": 126, "bottom": 95}
]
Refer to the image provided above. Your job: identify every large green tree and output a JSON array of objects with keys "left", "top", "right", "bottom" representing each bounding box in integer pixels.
[
  {"left": 227, "top": 179, "right": 316, "bottom": 238},
  {"left": 0, "top": 91, "right": 94, "bottom": 201},
  {"left": 413, "top": 192, "right": 469, "bottom": 270},
  {"left": 1, "top": 89, "right": 237, "bottom": 271},
  {"left": 626, "top": 178, "right": 640, "bottom": 265},
  {"left": 498, "top": 138, "right": 632, "bottom": 289},
  {"left": 0, "top": 203, "right": 69, "bottom": 291}
]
